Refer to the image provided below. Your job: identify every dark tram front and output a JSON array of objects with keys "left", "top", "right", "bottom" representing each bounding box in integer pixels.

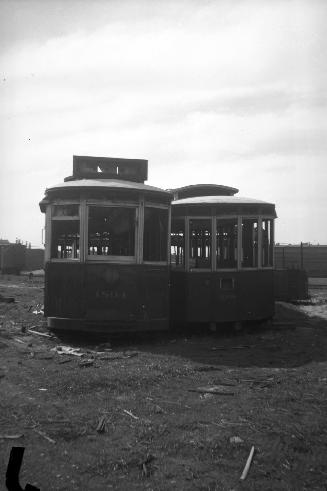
[
  {"left": 39, "top": 156, "right": 172, "bottom": 332},
  {"left": 170, "top": 184, "right": 276, "bottom": 326}
]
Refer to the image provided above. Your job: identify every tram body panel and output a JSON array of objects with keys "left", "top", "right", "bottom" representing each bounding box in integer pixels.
[
  {"left": 45, "top": 262, "right": 85, "bottom": 319},
  {"left": 236, "top": 269, "right": 274, "bottom": 321},
  {"left": 45, "top": 262, "right": 170, "bottom": 332},
  {"left": 170, "top": 270, "right": 274, "bottom": 324}
]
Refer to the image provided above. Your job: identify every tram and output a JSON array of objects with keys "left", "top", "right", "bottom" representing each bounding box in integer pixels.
[
  {"left": 39, "top": 156, "right": 172, "bottom": 332},
  {"left": 40, "top": 156, "right": 276, "bottom": 332},
  {"left": 170, "top": 185, "right": 276, "bottom": 326}
]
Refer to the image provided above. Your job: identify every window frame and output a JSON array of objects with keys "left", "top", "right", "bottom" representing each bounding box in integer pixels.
[
  {"left": 241, "top": 216, "right": 259, "bottom": 270},
  {"left": 142, "top": 202, "right": 170, "bottom": 265},
  {"left": 47, "top": 201, "right": 81, "bottom": 262},
  {"left": 85, "top": 200, "right": 139, "bottom": 263},
  {"left": 170, "top": 216, "right": 186, "bottom": 269},
  {"left": 261, "top": 216, "right": 275, "bottom": 268},
  {"left": 170, "top": 213, "right": 275, "bottom": 272},
  {"left": 188, "top": 216, "right": 213, "bottom": 272},
  {"left": 215, "top": 216, "right": 239, "bottom": 270}
]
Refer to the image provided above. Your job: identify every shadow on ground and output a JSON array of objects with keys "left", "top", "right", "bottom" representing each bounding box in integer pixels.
[{"left": 54, "top": 302, "right": 327, "bottom": 370}]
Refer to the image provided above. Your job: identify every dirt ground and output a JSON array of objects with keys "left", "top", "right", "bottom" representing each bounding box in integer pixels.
[{"left": 0, "top": 275, "right": 327, "bottom": 491}]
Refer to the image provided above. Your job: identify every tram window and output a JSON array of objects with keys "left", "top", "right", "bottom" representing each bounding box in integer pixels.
[
  {"left": 216, "top": 219, "right": 237, "bottom": 268},
  {"left": 262, "top": 219, "right": 273, "bottom": 267},
  {"left": 189, "top": 219, "right": 211, "bottom": 269},
  {"left": 88, "top": 206, "right": 135, "bottom": 257},
  {"left": 143, "top": 207, "right": 168, "bottom": 262},
  {"left": 51, "top": 220, "right": 80, "bottom": 259},
  {"left": 171, "top": 218, "right": 185, "bottom": 268},
  {"left": 242, "top": 219, "right": 258, "bottom": 267},
  {"left": 52, "top": 204, "right": 79, "bottom": 217}
]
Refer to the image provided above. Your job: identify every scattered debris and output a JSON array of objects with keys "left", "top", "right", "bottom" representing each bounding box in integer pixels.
[
  {"left": 58, "top": 358, "right": 72, "bottom": 365},
  {"left": 140, "top": 454, "right": 155, "bottom": 477},
  {"left": 200, "top": 393, "right": 214, "bottom": 400},
  {"left": 230, "top": 436, "right": 244, "bottom": 444},
  {"left": 123, "top": 409, "right": 139, "bottom": 420},
  {"left": 13, "top": 337, "right": 26, "bottom": 344},
  {"left": 32, "top": 304, "right": 44, "bottom": 315},
  {"left": 96, "top": 416, "right": 106, "bottom": 433},
  {"left": 79, "top": 359, "right": 94, "bottom": 368},
  {"left": 0, "top": 434, "right": 24, "bottom": 439},
  {"left": 28, "top": 329, "right": 52, "bottom": 338},
  {"left": 34, "top": 428, "right": 56, "bottom": 444},
  {"left": 51, "top": 346, "right": 84, "bottom": 357},
  {"left": 188, "top": 386, "right": 235, "bottom": 396},
  {"left": 240, "top": 446, "right": 255, "bottom": 481}
]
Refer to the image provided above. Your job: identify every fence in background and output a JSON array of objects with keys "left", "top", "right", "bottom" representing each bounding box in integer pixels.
[{"left": 275, "top": 244, "right": 327, "bottom": 278}]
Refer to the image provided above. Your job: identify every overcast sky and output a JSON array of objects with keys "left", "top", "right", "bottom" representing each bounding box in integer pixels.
[{"left": 1, "top": 0, "right": 326, "bottom": 246}]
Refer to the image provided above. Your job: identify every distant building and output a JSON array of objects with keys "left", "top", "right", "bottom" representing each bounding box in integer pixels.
[{"left": 0, "top": 240, "right": 44, "bottom": 274}]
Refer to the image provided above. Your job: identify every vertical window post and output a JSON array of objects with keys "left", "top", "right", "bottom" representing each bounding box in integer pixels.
[
  {"left": 185, "top": 217, "right": 190, "bottom": 272},
  {"left": 80, "top": 199, "right": 87, "bottom": 262},
  {"left": 211, "top": 214, "right": 216, "bottom": 272},
  {"left": 137, "top": 197, "right": 144, "bottom": 264},
  {"left": 258, "top": 216, "right": 262, "bottom": 269},
  {"left": 45, "top": 205, "right": 52, "bottom": 262},
  {"left": 237, "top": 216, "right": 242, "bottom": 270}
]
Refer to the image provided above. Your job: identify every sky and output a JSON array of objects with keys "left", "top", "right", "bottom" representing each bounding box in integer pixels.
[{"left": 0, "top": 0, "right": 326, "bottom": 247}]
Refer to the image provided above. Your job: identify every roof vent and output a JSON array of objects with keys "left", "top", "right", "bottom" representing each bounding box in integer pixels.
[{"left": 64, "top": 156, "right": 148, "bottom": 183}]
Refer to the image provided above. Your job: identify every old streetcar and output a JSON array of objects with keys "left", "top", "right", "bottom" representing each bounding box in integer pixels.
[
  {"left": 40, "top": 156, "right": 276, "bottom": 332},
  {"left": 40, "top": 156, "right": 172, "bottom": 332},
  {"left": 170, "top": 184, "right": 276, "bottom": 326}
]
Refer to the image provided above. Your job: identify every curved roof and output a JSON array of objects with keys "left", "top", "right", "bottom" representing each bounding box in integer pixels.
[
  {"left": 170, "top": 184, "right": 238, "bottom": 199},
  {"left": 46, "top": 178, "right": 171, "bottom": 195},
  {"left": 172, "top": 195, "right": 274, "bottom": 206},
  {"left": 40, "top": 178, "right": 172, "bottom": 212}
]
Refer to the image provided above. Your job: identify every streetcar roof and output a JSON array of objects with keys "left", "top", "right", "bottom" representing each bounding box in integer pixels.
[
  {"left": 172, "top": 195, "right": 275, "bottom": 206},
  {"left": 45, "top": 178, "right": 172, "bottom": 196},
  {"left": 169, "top": 184, "right": 239, "bottom": 199}
]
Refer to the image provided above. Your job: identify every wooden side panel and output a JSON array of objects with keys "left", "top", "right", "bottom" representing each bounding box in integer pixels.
[
  {"left": 44, "top": 262, "right": 85, "bottom": 318},
  {"left": 170, "top": 270, "right": 274, "bottom": 324},
  {"left": 85, "top": 264, "right": 169, "bottom": 322},
  {"left": 212, "top": 274, "right": 238, "bottom": 322},
  {"left": 237, "top": 270, "right": 274, "bottom": 320},
  {"left": 186, "top": 273, "right": 213, "bottom": 322},
  {"left": 44, "top": 262, "right": 170, "bottom": 330}
]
